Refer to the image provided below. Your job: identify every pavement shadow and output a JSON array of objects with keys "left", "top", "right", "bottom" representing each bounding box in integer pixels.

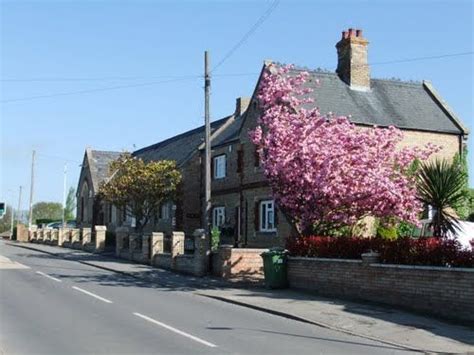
[
  {"left": 12, "top": 248, "right": 241, "bottom": 292},
  {"left": 226, "top": 288, "right": 474, "bottom": 347}
]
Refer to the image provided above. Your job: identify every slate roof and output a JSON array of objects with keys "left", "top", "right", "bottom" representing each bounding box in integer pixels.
[
  {"left": 211, "top": 115, "right": 244, "bottom": 148},
  {"left": 278, "top": 65, "right": 465, "bottom": 135},
  {"left": 133, "top": 116, "right": 233, "bottom": 165},
  {"left": 87, "top": 150, "right": 122, "bottom": 192}
]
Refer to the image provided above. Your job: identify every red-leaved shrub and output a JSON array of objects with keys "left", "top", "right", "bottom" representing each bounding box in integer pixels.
[{"left": 286, "top": 236, "right": 473, "bottom": 268}]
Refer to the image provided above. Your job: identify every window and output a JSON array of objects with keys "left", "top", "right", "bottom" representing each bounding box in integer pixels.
[
  {"left": 254, "top": 147, "right": 260, "bottom": 167},
  {"left": 161, "top": 202, "right": 170, "bottom": 220},
  {"left": 212, "top": 207, "right": 225, "bottom": 228},
  {"left": 213, "top": 155, "right": 226, "bottom": 179},
  {"left": 259, "top": 200, "right": 276, "bottom": 232}
]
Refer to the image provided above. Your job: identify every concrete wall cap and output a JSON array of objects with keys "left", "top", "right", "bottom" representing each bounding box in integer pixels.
[
  {"left": 289, "top": 256, "right": 363, "bottom": 263},
  {"left": 370, "top": 263, "right": 474, "bottom": 272},
  {"left": 95, "top": 225, "right": 107, "bottom": 231}
]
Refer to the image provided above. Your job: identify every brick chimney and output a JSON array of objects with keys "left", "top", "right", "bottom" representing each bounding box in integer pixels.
[
  {"left": 336, "top": 28, "right": 370, "bottom": 90},
  {"left": 235, "top": 97, "right": 250, "bottom": 116}
]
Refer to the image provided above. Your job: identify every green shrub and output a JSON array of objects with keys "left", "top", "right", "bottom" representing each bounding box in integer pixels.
[
  {"left": 397, "top": 221, "right": 415, "bottom": 237},
  {"left": 211, "top": 227, "right": 220, "bottom": 251},
  {"left": 376, "top": 225, "right": 398, "bottom": 240}
]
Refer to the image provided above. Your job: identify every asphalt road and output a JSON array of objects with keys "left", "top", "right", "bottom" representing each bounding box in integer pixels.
[{"left": 0, "top": 240, "right": 417, "bottom": 355}]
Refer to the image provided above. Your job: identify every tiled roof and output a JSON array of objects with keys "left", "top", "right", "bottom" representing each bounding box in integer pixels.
[
  {"left": 279, "top": 65, "right": 465, "bottom": 134},
  {"left": 211, "top": 115, "right": 244, "bottom": 148},
  {"left": 88, "top": 150, "right": 122, "bottom": 192},
  {"left": 133, "top": 116, "right": 232, "bottom": 165}
]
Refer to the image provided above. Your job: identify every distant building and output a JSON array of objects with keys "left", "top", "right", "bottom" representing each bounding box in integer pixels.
[{"left": 76, "top": 148, "right": 121, "bottom": 227}]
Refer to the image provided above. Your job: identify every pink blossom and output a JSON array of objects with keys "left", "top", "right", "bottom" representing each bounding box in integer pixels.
[{"left": 250, "top": 64, "right": 440, "bottom": 235}]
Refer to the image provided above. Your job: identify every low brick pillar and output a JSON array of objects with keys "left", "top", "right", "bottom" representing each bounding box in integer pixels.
[
  {"left": 150, "top": 232, "right": 164, "bottom": 264},
  {"left": 193, "top": 229, "right": 209, "bottom": 276},
  {"left": 171, "top": 232, "right": 185, "bottom": 270},
  {"left": 29, "top": 225, "right": 38, "bottom": 242},
  {"left": 172, "top": 232, "right": 185, "bottom": 257},
  {"left": 58, "top": 228, "right": 64, "bottom": 246},
  {"left": 71, "top": 228, "right": 80, "bottom": 245},
  {"left": 115, "top": 227, "right": 129, "bottom": 257},
  {"left": 16, "top": 224, "right": 29, "bottom": 242},
  {"left": 51, "top": 229, "right": 59, "bottom": 244},
  {"left": 81, "top": 228, "right": 92, "bottom": 248},
  {"left": 94, "top": 225, "right": 106, "bottom": 252}
]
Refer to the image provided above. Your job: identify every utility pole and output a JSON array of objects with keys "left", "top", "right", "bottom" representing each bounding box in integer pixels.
[
  {"left": 62, "top": 163, "right": 67, "bottom": 226},
  {"left": 16, "top": 185, "right": 22, "bottom": 226},
  {"left": 28, "top": 150, "right": 36, "bottom": 227},
  {"left": 204, "top": 51, "right": 211, "bottom": 239},
  {"left": 10, "top": 202, "right": 14, "bottom": 238}
]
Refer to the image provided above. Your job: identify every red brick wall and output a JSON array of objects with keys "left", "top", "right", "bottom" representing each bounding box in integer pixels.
[
  {"left": 288, "top": 257, "right": 474, "bottom": 323},
  {"left": 212, "top": 246, "right": 265, "bottom": 282}
]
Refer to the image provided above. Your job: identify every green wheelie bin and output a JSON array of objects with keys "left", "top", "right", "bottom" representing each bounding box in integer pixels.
[{"left": 261, "top": 247, "right": 289, "bottom": 289}]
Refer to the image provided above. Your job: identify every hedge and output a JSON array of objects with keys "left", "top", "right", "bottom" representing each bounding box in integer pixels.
[{"left": 286, "top": 236, "right": 474, "bottom": 268}]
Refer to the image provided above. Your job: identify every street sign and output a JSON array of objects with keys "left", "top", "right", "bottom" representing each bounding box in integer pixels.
[{"left": 0, "top": 202, "right": 5, "bottom": 218}]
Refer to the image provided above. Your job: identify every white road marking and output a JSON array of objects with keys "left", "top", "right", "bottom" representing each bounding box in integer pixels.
[
  {"left": 0, "top": 255, "right": 30, "bottom": 269},
  {"left": 133, "top": 312, "right": 217, "bottom": 348},
  {"left": 72, "top": 286, "right": 113, "bottom": 304},
  {"left": 36, "top": 271, "right": 62, "bottom": 282}
]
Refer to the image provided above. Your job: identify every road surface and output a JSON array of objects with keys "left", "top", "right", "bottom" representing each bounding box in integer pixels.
[{"left": 0, "top": 240, "right": 417, "bottom": 354}]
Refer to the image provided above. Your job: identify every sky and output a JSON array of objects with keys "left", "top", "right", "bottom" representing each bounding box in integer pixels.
[{"left": 1, "top": 0, "right": 473, "bottom": 211}]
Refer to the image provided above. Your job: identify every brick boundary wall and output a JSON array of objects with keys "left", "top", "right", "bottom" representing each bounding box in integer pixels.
[
  {"left": 212, "top": 246, "right": 266, "bottom": 282},
  {"left": 288, "top": 257, "right": 474, "bottom": 323}
]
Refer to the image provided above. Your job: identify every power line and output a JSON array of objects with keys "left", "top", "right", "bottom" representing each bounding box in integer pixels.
[
  {"left": 36, "top": 153, "right": 82, "bottom": 164},
  {"left": 345, "top": 51, "right": 474, "bottom": 69},
  {"left": 2, "top": 50, "right": 471, "bottom": 104},
  {"left": 211, "top": 0, "right": 280, "bottom": 73},
  {"left": 0, "top": 76, "right": 199, "bottom": 104},
  {"left": 1, "top": 72, "right": 259, "bottom": 83},
  {"left": 369, "top": 51, "right": 474, "bottom": 67},
  {"left": 1, "top": 74, "right": 200, "bottom": 83},
  {"left": 0, "top": 72, "right": 261, "bottom": 104}
]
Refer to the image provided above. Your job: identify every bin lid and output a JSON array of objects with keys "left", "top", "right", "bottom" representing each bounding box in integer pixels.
[{"left": 261, "top": 247, "right": 289, "bottom": 256}]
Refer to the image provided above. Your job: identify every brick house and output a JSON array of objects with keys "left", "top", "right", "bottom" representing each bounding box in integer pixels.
[
  {"left": 77, "top": 29, "right": 468, "bottom": 248},
  {"left": 207, "top": 28, "right": 468, "bottom": 248},
  {"left": 75, "top": 105, "right": 245, "bottom": 235},
  {"left": 76, "top": 148, "right": 121, "bottom": 227},
  {"left": 130, "top": 101, "right": 248, "bottom": 237}
]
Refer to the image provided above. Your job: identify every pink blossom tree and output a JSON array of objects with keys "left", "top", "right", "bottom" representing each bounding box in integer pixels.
[{"left": 250, "top": 64, "right": 439, "bottom": 236}]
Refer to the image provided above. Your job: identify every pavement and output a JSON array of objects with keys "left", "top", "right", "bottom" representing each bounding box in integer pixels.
[{"left": 2, "top": 240, "right": 473, "bottom": 354}]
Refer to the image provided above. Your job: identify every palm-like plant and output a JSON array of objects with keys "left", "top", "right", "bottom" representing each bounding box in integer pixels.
[{"left": 417, "top": 159, "right": 467, "bottom": 237}]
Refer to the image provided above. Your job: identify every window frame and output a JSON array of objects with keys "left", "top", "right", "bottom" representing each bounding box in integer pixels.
[
  {"left": 161, "top": 202, "right": 170, "bottom": 220},
  {"left": 212, "top": 206, "right": 226, "bottom": 228},
  {"left": 259, "top": 200, "right": 276, "bottom": 232},
  {"left": 213, "top": 154, "right": 226, "bottom": 179}
]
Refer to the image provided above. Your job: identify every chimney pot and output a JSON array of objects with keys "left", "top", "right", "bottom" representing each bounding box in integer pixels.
[
  {"left": 342, "top": 31, "right": 347, "bottom": 39},
  {"left": 348, "top": 28, "right": 354, "bottom": 37},
  {"left": 356, "top": 29, "right": 362, "bottom": 37}
]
